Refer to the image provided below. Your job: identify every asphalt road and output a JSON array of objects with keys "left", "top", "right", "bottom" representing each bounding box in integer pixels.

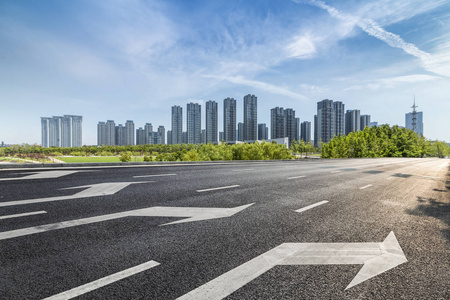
[{"left": 0, "top": 158, "right": 448, "bottom": 299}]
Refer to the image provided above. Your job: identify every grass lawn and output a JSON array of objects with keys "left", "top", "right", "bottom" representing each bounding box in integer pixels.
[{"left": 56, "top": 156, "right": 144, "bottom": 163}]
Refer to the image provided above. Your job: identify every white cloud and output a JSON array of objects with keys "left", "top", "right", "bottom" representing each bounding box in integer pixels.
[
  {"left": 285, "top": 36, "right": 317, "bottom": 59},
  {"left": 343, "top": 74, "right": 442, "bottom": 91}
]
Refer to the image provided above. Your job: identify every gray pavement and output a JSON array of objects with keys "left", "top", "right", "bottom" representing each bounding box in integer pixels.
[{"left": 0, "top": 158, "right": 448, "bottom": 299}]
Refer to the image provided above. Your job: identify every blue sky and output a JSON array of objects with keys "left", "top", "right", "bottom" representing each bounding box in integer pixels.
[{"left": 1, "top": 0, "right": 449, "bottom": 145}]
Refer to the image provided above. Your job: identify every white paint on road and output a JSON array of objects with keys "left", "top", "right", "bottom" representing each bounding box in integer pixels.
[
  {"left": 196, "top": 185, "right": 240, "bottom": 193},
  {"left": 295, "top": 201, "right": 328, "bottom": 213},
  {"left": 177, "top": 232, "right": 407, "bottom": 299},
  {"left": 0, "top": 170, "right": 82, "bottom": 181},
  {"left": 43, "top": 260, "right": 160, "bottom": 300},
  {"left": 0, "top": 182, "right": 153, "bottom": 207},
  {"left": 0, "top": 203, "right": 254, "bottom": 240},
  {"left": 133, "top": 173, "right": 177, "bottom": 178},
  {"left": 0, "top": 210, "right": 47, "bottom": 220},
  {"left": 420, "top": 176, "right": 440, "bottom": 179},
  {"left": 287, "top": 176, "right": 306, "bottom": 179},
  {"left": 386, "top": 177, "right": 394, "bottom": 180},
  {"left": 330, "top": 170, "right": 341, "bottom": 174},
  {"left": 359, "top": 184, "right": 373, "bottom": 190}
]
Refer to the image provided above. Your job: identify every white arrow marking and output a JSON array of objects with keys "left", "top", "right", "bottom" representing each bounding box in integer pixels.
[
  {"left": 359, "top": 184, "right": 373, "bottom": 190},
  {"left": 43, "top": 260, "right": 160, "bottom": 300},
  {"left": 0, "top": 182, "right": 153, "bottom": 207},
  {"left": 0, "top": 203, "right": 254, "bottom": 240},
  {"left": 178, "top": 232, "right": 407, "bottom": 300},
  {"left": 295, "top": 200, "right": 328, "bottom": 213},
  {"left": 0, "top": 170, "right": 82, "bottom": 181}
]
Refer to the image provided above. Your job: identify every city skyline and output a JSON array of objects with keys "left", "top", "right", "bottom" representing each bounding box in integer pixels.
[{"left": 1, "top": 0, "right": 449, "bottom": 144}]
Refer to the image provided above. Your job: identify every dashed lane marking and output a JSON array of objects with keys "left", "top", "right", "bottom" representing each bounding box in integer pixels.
[{"left": 295, "top": 201, "right": 328, "bottom": 213}]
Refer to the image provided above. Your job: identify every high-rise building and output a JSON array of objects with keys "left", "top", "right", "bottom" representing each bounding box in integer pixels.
[
  {"left": 206, "top": 100, "right": 218, "bottom": 143},
  {"left": 271, "top": 107, "right": 285, "bottom": 140},
  {"left": 187, "top": 102, "right": 201, "bottom": 144},
  {"left": 258, "top": 123, "right": 268, "bottom": 140},
  {"left": 406, "top": 99, "right": 423, "bottom": 136},
  {"left": 238, "top": 122, "right": 244, "bottom": 141},
  {"left": 285, "top": 108, "right": 296, "bottom": 146},
  {"left": 301, "top": 121, "right": 311, "bottom": 143},
  {"left": 345, "top": 110, "right": 360, "bottom": 135},
  {"left": 201, "top": 129, "right": 206, "bottom": 144},
  {"left": 136, "top": 127, "right": 145, "bottom": 145},
  {"left": 171, "top": 105, "right": 183, "bottom": 144},
  {"left": 97, "top": 122, "right": 106, "bottom": 146},
  {"left": 106, "top": 120, "right": 116, "bottom": 146},
  {"left": 167, "top": 130, "right": 172, "bottom": 145},
  {"left": 333, "top": 102, "right": 345, "bottom": 136},
  {"left": 182, "top": 131, "right": 188, "bottom": 144},
  {"left": 41, "top": 115, "right": 82, "bottom": 148},
  {"left": 316, "top": 99, "right": 334, "bottom": 146},
  {"left": 295, "top": 117, "right": 300, "bottom": 142},
  {"left": 144, "top": 123, "right": 153, "bottom": 144},
  {"left": 360, "top": 115, "right": 371, "bottom": 131},
  {"left": 370, "top": 122, "right": 378, "bottom": 127},
  {"left": 243, "top": 94, "right": 257, "bottom": 140},
  {"left": 158, "top": 126, "right": 165, "bottom": 144},
  {"left": 219, "top": 131, "right": 224, "bottom": 142},
  {"left": 115, "top": 124, "right": 126, "bottom": 146},
  {"left": 125, "top": 120, "right": 135, "bottom": 145},
  {"left": 223, "top": 97, "right": 236, "bottom": 142}
]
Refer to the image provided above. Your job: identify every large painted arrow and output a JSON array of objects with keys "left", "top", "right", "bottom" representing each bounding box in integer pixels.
[
  {"left": 0, "top": 203, "right": 254, "bottom": 241},
  {"left": 0, "top": 182, "right": 152, "bottom": 207},
  {"left": 178, "top": 232, "right": 407, "bottom": 299},
  {"left": 0, "top": 170, "right": 84, "bottom": 181}
]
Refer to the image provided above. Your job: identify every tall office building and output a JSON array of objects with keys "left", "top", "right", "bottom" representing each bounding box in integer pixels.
[
  {"left": 97, "top": 122, "right": 106, "bottom": 146},
  {"left": 106, "top": 120, "right": 116, "bottom": 146},
  {"left": 167, "top": 130, "right": 172, "bottom": 145},
  {"left": 271, "top": 107, "right": 285, "bottom": 140},
  {"left": 171, "top": 105, "right": 183, "bottom": 144},
  {"left": 187, "top": 102, "right": 201, "bottom": 144},
  {"left": 219, "top": 131, "right": 224, "bottom": 142},
  {"left": 285, "top": 108, "right": 296, "bottom": 146},
  {"left": 201, "top": 129, "right": 206, "bottom": 144},
  {"left": 223, "top": 97, "right": 236, "bottom": 142},
  {"left": 243, "top": 94, "right": 257, "bottom": 140},
  {"left": 258, "top": 123, "right": 268, "bottom": 140},
  {"left": 136, "top": 127, "right": 145, "bottom": 145},
  {"left": 295, "top": 117, "right": 300, "bottom": 142},
  {"left": 182, "top": 131, "right": 188, "bottom": 144},
  {"left": 158, "top": 126, "right": 165, "bottom": 144},
  {"left": 333, "top": 102, "right": 345, "bottom": 136},
  {"left": 125, "top": 120, "right": 135, "bottom": 145},
  {"left": 144, "top": 123, "right": 153, "bottom": 144},
  {"left": 301, "top": 121, "right": 311, "bottom": 143},
  {"left": 345, "top": 110, "right": 360, "bottom": 135},
  {"left": 41, "top": 115, "right": 82, "bottom": 148},
  {"left": 360, "top": 115, "right": 371, "bottom": 131},
  {"left": 315, "top": 99, "right": 335, "bottom": 146},
  {"left": 206, "top": 100, "right": 218, "bottom": 143},
  {"left": 238, "top": 122, "right": 244, "bottom": 141}
]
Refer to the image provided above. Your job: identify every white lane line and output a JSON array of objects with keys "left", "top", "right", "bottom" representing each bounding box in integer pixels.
[
  {"left": 43, "top": 260, "right": 160, "bottom": 300},
  {"left": 196, "top": 185, "right": 240, "bottom": 193},
  {"left": 295, "top": 201, "right": 328, "bottom": 213},
  {"left": 359, "top": 184, "right": 373, "bottom": 190},
  {"left": 133, "top": 173, "right": 176, "bottom": 178},
  {"left": 330, "top": 170, "right": 341, "bottom": 174},
  {"left": 0, "top": 210, "right": 47, "bottom": 220},
  {"left": 232, "top": 169, "right": 254, "bottom": 172},
  {"left": 288, "top": 176, "right": 306, "bottom": 180}
]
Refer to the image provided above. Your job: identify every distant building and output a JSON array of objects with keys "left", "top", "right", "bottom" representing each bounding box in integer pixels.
[
  {"left": 41, "top": 115, "right": 82, "bottom": 148},
  {"left": 167, "top": 130, "right": 172, "bottom": 145},
  {"left": 171, "top": 105, "right": 183, "bottom": 144},
  {"left": 223, "top": 97, "right": 236, "bottom": 142},
  {"left": 243, "top": 94, "right": 257, "bottom": 140},
  {"left": 206, "top": 100, "right": 218, "bottom": 143},
  {"left": 105, "top": 120, "right": 116, "bottom": 146},
  {"left": 115, "top": 124, "right": 126, "bottom": 146},
  {"left": 406, "top": 99, "right": 423, "bottom": 136},
  {"left": 333, "top": 101, "right": 345, "bottom": 136},
  {"left": 258, "top": 123, "right": 268, "bottom": 140},
  {"left": 158, "top": 126, "right": 165, "bottom": 144},
  {"left": 219, "top": 131, "right": 224, "bottom": 142},
  {"left": 301, "top": 121, "right": 311, "bottom": 143},
  {"left": 315, "top": 99, "right": 335, "bottom": 147},
  {"left": 187, "top": 102, "right": 201, "bottom": 144},
  {"left": 125, "top": 120, "right": 135, "bottom": 145},
  {"left": 97, "top": 122, "right": 106, "bottom": 146},
  {"left": 182, "top": 131, "right": 188, "bottom": 144},
  {"left": 201, "top": 129, "right": 206, "bottom": 144},
  {"left": 370, "top": 122, "right": 378, "bottom": 127},
  {"left": 295, "top": 117, "right": 300, "bottom": 142},
  {"left": 271, "top": 107, "right": 285, "bottom": 140},
  {"left": 345, "top": 110, "right": 360, "bottom": 135},
  {"left": 238, "top": 122, "right": 244, "bottom": 142},
  {"left": 360, "top": 115, "right": 371, "bottom": 131},
  {"left": 144, "top": 123, "right": 153, "bottom": 144},
  {"left": 136, "top": 127, "right": 145, "bottom": 145}
]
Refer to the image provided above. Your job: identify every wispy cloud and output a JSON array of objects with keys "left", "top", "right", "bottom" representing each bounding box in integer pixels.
[
  {"left": 297, "top": 0, "right": 450, "bottom": 77},
  {"left": 204, "top": 75, "right": 309, "bottom": 101},
  {"left": 343, "top": 74, "right": 442, "bottom": 91}
]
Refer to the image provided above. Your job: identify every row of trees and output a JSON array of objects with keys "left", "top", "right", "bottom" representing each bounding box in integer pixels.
[{"left": 321, "top": 125, "right": 449, "bottom": 158}]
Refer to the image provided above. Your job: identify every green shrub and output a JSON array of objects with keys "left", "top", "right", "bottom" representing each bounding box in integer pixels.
[{"left": 119, "top": 152, "right": 132, "bottom": 162}]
